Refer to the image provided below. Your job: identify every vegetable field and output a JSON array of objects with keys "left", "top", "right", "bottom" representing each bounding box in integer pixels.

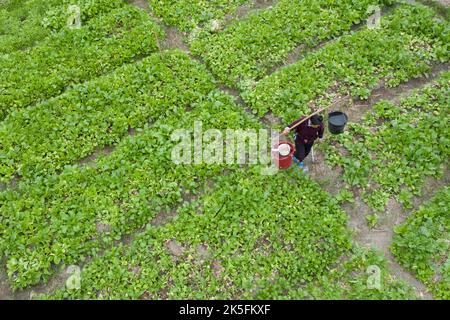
[{"left": 0, "top": 0, "right": 449, "bottom": 301}]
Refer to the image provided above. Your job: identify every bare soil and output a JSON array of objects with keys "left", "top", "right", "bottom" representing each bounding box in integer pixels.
[
  {"left": 127, "top": 0, "right": 148, "bottom": 11},
  {"left": 0, "top": 263, "right": 71, "bottom": 300},
  {"left": 196, "top": 244, "right": 211, "bottom": 261}
]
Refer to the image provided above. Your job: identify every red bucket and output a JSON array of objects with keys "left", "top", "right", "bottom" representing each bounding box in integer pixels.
[{"left": 272, "top": 141, "right": 296, "bottom": 170}]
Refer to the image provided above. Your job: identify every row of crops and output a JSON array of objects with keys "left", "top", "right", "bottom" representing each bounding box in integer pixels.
[
  {"left": 244, "top": 4, "right": 449, "bottom": 122},
  {"left": 191, "top": 0, "right": 395, "bottom": 87},
  {"left": 0, "top": 0, "right": 126, "bottom": 54},
  {"left": 0, "top": 51, "right": 215, "bottom": 183},
  {"left": 0, "top": 0, "right": 55, "bottom": 54},
  {"left": 324, "top": 73, "right": 449, "bottom": 211},
  {"left": 0, "top": 82, "right": 260, "bottom": 289},
  {"left": 146, "top": 0, "right": 251, "bottom": 32},
  {"left": 39, "top": 173, "right": 416, "bottom": 300},
  {"left": 2, "top": 3, "right": 448, "bottom": 184},
  {"left": 0, "top": 0, "right": 448, "bottom": 300},
  {"left": 147, "top": 0, "right": 449, "bottom": 122},
  {"left": 0, "top": 3, "right": 163, "bottom": 119},
  {"left": 392, "top": 187, "right": 450, "bottom": 300}
]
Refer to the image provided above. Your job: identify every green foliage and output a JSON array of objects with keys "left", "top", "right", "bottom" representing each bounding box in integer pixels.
[
  {"left": 244, "top": 4, "right": 449, "bottom": 121},
  {"left": 0, "top": 0, "right": 447, "bottom": 301},
  {"left": 0, "top": 0, "right": 125, "bottom": 54},
  {"left": 38, "top": 168, "right": 351, "bottom": 299},
  {"left": 326, "top": 72, "right": 450, "bottom": 211},
  {"left": 191, "top": 0, "right": 393, "bottom": 87},
  {"left": 295, "top": 246, "right": 418, "bottom": 300},
  {"left": 0, "top": 4, "right": 163, "bottom": 120},
  {"left": 366, "top": 214, "right": 379, "bottom": 229},
  {"left": 42, "top": 0, "right": 125, "bottom": 31},
  {"left": 0, "top": 89, "right": 260, "bottom": 290},
  {"left": 334, "top": 188, "right": 355, "bottom": 204},
  {"left": 0, "top": 0, "right": 57, "bottom": 54},
  {"left": 0, "top": 50, "right": 215, "bottom": 183},
  {"left": 364, "top": 189, "right": 391, "bottom": 212},
  {"left": 392, "top": 187, "right": 450, "bottom": 299}
]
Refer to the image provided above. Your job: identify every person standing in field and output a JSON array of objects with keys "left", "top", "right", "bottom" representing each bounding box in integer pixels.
[{"left": 282, "top": 114, "right": 324, "bottom": 171}]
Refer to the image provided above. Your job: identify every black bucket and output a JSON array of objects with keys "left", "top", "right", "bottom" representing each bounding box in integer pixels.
[{"left": 328, "top": 111, "right": 348, "bottom": 134}]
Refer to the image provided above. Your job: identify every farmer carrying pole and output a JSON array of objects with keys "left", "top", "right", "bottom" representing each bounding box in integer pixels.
[{"left": 282, "top": 109, "right": 325, "bottom": 171}]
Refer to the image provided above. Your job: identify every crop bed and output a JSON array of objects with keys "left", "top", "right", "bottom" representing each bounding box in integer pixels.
[
  {"left": 0, "top": 0, "right": 57, "bottom": 54},
  {"left": 191, "top": 0, "right": 394, "bottom": 87},
  {"left": 0, "top": 0, "right": 449, "bottom": 300},
  {"left": 324, "top": 72, "right": 449, "bottom": 211},
  {"left": 392, "top": 187, "right": 450, "bottom": 299},
  {"left": 244, "top": 4, "right": 449, "bottom": 122},
  {"left": 0, "top": 4, "right": 162, "bottom": 119},
  {"left": 0, "top": 0, "right": 126, "bottom": 54}
]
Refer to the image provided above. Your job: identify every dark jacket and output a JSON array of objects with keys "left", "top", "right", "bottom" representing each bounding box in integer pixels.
[{"left": 289, "top": 116, "right": 324, "bottom": 145}]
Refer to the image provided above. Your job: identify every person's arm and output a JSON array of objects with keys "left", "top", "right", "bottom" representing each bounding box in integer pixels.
[{"left": 282, "top": 116, "right": 305, "bottom": 135}]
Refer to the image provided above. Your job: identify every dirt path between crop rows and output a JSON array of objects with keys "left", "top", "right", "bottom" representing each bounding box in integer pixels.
[
  {"left": 308, "top": 146, "right": 448, "bottom": 300},
  {"left": 0, "top": 0, "right": 261, "bottom": 299},
  {"left": 0, "top": 177, "right": 208, "bottom": 300},
  {"left": 1, "top": 0, "right": 447, "bottom": 300}
]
